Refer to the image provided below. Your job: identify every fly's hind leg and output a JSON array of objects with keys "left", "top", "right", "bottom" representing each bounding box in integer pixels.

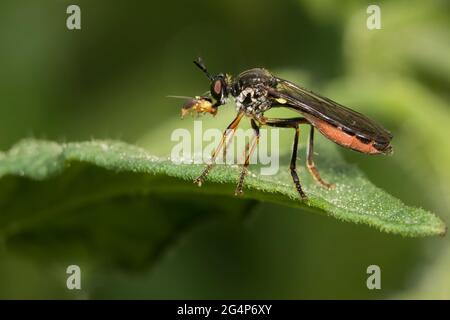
[{"left": 306, "top": 126, "right": 335, "bottom": 189}]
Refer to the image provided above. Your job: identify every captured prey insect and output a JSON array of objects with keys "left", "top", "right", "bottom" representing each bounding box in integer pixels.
[{"left": 178, "top": 58, "right": 393, "bottom": 200}]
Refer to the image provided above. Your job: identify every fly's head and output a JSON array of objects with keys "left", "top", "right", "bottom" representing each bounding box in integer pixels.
[
  {"left": 209, "top": 73, "right": 233, "bottom": 106},
  {"left": 179, "top": 59, "right": 233, "bottom": 118},
  {"left": 193, "top": 58, "right": 233, "bottom": 107}
]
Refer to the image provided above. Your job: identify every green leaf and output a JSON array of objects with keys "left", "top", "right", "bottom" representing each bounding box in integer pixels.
[{"left": 0, "top": 139, "right": 446, "bottom": 270}]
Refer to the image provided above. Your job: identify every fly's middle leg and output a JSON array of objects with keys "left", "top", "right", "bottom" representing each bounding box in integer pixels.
[
  {"left": 263, "top": 117, "right": 309, "bottom": 200},
  {"left": 235, "top": 119, "right": 260, "bottom": 196},
  {"left": 289, "top": 125, "right": 307, "bottom": 199}
]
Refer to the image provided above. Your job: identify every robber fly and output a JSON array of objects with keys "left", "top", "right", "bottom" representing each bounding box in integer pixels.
[{"left": 178, "top": 58, "right": 393, "bottom": 199}]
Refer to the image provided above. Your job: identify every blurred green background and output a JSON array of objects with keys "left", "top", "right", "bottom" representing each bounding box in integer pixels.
[{"left": 0, "top": 0, "right": 449, "bottom": 299}]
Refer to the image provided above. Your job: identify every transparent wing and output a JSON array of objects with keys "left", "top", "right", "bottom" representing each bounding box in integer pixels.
[{"left": 271, "top": 78, "right": 393, "bottom": 144}]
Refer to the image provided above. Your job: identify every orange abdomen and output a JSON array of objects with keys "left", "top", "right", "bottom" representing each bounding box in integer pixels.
[{"left": 305, "top": 115, "right": 382, "bottom": 154}]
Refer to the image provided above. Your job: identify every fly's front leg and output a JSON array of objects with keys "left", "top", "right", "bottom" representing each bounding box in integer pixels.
[
  {"left": 235, "top": 119, "right": 260, "bottom": 196},
  {"left": 194, "top": 112, "right": 244, "bottom": 186},
  {"left": 306, "top": 126, "right": 335, "bottom": 189},
  {"left": 263, "top": 117, "right": 309, "bottom": 200}
]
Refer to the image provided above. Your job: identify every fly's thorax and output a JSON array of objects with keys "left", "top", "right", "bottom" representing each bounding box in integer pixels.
[{"left": 234, "top": 85, "right": 271, "bottom": 118}]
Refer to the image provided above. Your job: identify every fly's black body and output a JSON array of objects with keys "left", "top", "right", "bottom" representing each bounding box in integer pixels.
[{"left": 179, "top": 58, "right": 393, "bottom": 199}]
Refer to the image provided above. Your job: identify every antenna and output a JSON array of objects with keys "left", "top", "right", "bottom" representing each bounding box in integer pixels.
[{"left": 193, "top": 57, "right": 213, "bottom": 81}]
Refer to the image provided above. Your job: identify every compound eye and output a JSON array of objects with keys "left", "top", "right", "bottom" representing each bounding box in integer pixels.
[{"left": 213, "top": 79, "right": 222, "bottom": 96}]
